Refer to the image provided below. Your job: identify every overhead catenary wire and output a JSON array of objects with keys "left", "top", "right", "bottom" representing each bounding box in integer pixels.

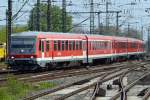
[
  {"left": 12, "top": 0, "right": 30, "bottom": 20},
  {"left": 67, "top": 17, "right": 90, "bottom": 32}
]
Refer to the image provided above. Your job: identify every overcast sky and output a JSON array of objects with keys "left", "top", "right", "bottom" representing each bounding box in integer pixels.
[{"left": 1, "top": 0, "right": 150, "bottom": 40}]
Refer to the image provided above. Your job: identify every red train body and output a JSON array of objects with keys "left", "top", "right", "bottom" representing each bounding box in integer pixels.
[{"left": 8, "top": 32, "right": 145, "bottom": 70}]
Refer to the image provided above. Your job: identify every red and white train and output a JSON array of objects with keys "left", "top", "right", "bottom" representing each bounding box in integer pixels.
[{"left": 8, "top": 31, "right": 145, "bottom": 70}]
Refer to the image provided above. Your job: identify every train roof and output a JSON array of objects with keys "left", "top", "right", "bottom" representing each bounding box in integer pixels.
[
  {"left": 12, "top": 31, "right": 84, "bottom": 36},
  {"left": 11, "top": 31, "right": 143, "bottom": 42}
]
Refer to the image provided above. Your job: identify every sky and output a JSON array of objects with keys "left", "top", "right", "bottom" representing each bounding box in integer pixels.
[{"left": 1, "top": 0, "right": 150, "bottom": 40}]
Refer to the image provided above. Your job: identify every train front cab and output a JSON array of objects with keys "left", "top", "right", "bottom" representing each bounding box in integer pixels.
[{"left": 8, "top": 36, "right": 38, "bottom": 71}]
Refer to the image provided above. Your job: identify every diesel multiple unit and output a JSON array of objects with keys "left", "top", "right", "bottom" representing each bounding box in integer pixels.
[{"left": 8, "top": 32, "right": 145, "bottom": 70}]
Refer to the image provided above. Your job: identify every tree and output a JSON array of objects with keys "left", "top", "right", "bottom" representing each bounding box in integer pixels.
[
  {"left": 123, "top": 28, "right": 141, "bottom": 39},
  {"left": 28, "top": 4, "right": 72, "bottom": 32},
  {"left": 94, "top": 25, "right": 122, "bottom": 36},
  {"left": 94, "top": 25, "right": 142, "bottom": 40}
]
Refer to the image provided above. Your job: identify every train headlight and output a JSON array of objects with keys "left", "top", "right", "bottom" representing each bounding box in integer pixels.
[
  {"left": 31, "top": 56, "right": 34, "bottom": 59},
  {"left": 11, "top": 56, "right": 14, "bottom": 59}
]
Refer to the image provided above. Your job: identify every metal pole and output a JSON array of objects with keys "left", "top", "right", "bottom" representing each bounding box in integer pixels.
[
  {"left": 6, "top": 10, "right": 8, "bottom": 61},
  {"left": 8, "top": 0, "right": 12, "bottom": 59},
  {"left": 141, "top": 26, "right": 143, "bottom": 40},
  {"left": 106, "top": 1, "right": 109, "bottom": 32},
  {"left": 101, "top": 23, "right": 103, "bottom": 34},
  {"left": 90, "top": 0, "right": 94, "bottom": 34},
  {"left": 36, "top": 0, "right": 40, "bottom": 31},
  {"left": 47, "top": 0, "right": 51, "bottom": 31},
  {"left": 98, "top": 12, "right": 101, "bottom": 34},
  {"left": 62, "top": 0, "right": 66, "bottom": 32},
  {"left": 148, "top": 27, "right": 150, "bottom": 53},
  {"left": 116, "top": 12, "right": 119, "bottom": 36},
  {"left": 128, "top": 23, "right": 130, "bottom": 37},
  {"left": 30, "top": 10, "right": 34, "bottom": 30}
]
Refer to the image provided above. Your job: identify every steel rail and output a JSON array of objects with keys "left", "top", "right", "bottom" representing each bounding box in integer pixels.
[
  {"left": 90, "top": 69, "right": 129, "bottom": 100},
  {"left": 23, "top": 67, "right": 128, "bottom": 100},
  {"left": 0, "top": 62, "right": 133, "bottom": 87},
  {"left": 109, "top": 71, "right": 150, "bottom": 100},
  {"left": 90, "top": 74, "right": 109, "bottom": 100},
  {"left": 54, "top": 69, "right": 131, "bottom": 100},
  {"left": 0, "top": 70, "right": 16, "bottom": 75},
  {"left": 23, "top": 62, "right": 148, "bottom": 100},
  {"left": 21, "top": 64, "right": 127, "bottom": 82},
  {"left": 0, "top": 63, "right": 124, "bottom": 79},
  {"left": 118, "top": 71, "right": 128, "bottom": 100},
  {"left": 0, "top": 61, "right": 146, "bottom": 84},
  {"left": 143, "top": 89, "right": 150, "bottom": 100},
  {"left": 21, "top": 61, "right": 148, "bottom": 83}
]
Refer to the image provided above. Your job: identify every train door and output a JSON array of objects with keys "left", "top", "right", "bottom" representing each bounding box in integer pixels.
[
  {"left": 41, "top": 39, "right": 45, "bottom": 58},
  {"left": 82, "top": 37, "right": 89, "bottom": 64},
  {"left": 82, "top": 40, "right": 87, "bottom": 63}
]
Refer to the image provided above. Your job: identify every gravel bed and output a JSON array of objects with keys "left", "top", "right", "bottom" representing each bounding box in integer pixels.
[{"left": 35, "top": 72, "right": 101, "bottom": 100}]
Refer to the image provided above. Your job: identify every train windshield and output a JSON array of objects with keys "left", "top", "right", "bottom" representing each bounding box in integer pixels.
[{"left": 11, "top": 37, "right": 36, "bottom": 54}]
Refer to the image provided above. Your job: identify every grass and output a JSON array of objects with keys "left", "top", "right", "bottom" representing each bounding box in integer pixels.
[
  {"left": 0, "top": 75, "right": 57, "bottom": 100},
  {"left": 34, "top": 82, "right": 56, "bottom": 90}
]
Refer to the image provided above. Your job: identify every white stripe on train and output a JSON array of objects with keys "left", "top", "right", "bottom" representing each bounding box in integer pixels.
[{"left": 36, "top": 52, "right": 144, "bottom": 61}]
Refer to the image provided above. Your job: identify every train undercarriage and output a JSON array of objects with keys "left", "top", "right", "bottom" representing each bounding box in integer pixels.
[{"left": 8, "top": 53, "right": 145, "bottom": 71}]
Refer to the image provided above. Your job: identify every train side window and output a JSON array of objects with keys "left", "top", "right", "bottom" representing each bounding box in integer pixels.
[
  {"left": 76, "top": 41, "right": 79, "bottom": 50},
  {"left": 46, "top": 41, "right": 49, "bottom": 51},
  {"left": 65, "top": 40, "right": 68, "bottom": 50},
  {"left": 101, "top": 41, "right": 103, "bottom": 49},
  {"left": 69, "top": 41, "right": 72, "bottom": 50},
  {"left": 89, "top": 41, "right": 91, "bottom": 50},
  {"left": 73, "top": 41, "right": 75, "bottom": 50},
  {"left": 90, "top": 41, "right": 92, "bottom": 50},
  {"left": 95, "top": 41, "right": 97, "bottom": 50},
  {"left": 54, "top": 40, "right": 57, "bottom": 51},
  {"left": 42, "top": 41, "right": 44, "bottom": 52},
  {"left": 39, "top": 40, "right": 42, "bottom": 51},
  {"left": 97, "top": 41, "right": 98, "bottom": 50},
  {"left": 58, "top": 40, "right": 61, "bottom": 51},
  {"left": 131, "top": 43, "right": 136, "bottom": 48},
  {"left": 62, "top": 41, "right": 65, "bottom": 51},
  {"left": 98, "top": 41, "right": 100, "bottom": 50},
  {"left": 92, "top": 41, "right": 94, "bottom": 50},
  {"left": 104, "top": 42, "right": 106, "bottom": 49},
  {"left": 79, "top": 41, "right": 82, "bottom": 50}
]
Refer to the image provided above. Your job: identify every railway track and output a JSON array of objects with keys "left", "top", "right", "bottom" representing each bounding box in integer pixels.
[
  {"left": 0, "top": 69, "right": 17, "bottom": 75},
  {"left": 0, "top": 61, "right": 128, "bottom": 78},
  {"left": 23, "top": 67, "right": 129, "bottom": 100},
  {"left": 0, "top": 61, "right": 147, "bottom": 84},
  {"left": 22, "top": 61, "right": 149, "bottom": 100},
  {"left": 143, "top": 89, "right": 150, "bottom": 100},
  {"left": 20, "top": 61, "right": 149, "bottom": 83},
  {"left": 0, "top": 62, "right": 121, "bottom": 76},
  {"left": 110, "top": 71, "right": 150, "bottom": 100},
  {"left": 0, "top": 62, "right": 127, "bottom": 85}
]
